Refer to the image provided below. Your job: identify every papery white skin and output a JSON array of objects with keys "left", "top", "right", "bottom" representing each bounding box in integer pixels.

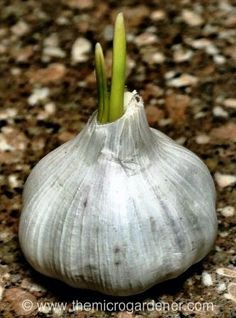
[{"left": 19, "top": 91, "right": 217, "bottom": 296}]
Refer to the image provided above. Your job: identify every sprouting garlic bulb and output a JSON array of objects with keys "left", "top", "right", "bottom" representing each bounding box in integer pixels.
[{"left": 19, "top": 91, "right": 217, "bottom": 296}]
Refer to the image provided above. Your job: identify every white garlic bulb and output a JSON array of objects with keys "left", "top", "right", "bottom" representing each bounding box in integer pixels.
[{"left": 19, "top": 91, "right": 217, "bottom": 296}]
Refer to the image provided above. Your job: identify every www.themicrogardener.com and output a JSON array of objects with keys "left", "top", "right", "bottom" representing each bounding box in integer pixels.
[{"left": 21, "top": 299, "right": 215, "bottom": 314}]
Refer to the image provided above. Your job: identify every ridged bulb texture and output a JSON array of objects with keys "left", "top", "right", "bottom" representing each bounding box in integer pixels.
[{"left": 19, "top": 91, "right": 217, "bottom": 296}]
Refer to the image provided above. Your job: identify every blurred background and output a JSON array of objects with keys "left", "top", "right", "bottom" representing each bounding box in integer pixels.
[{"left": 0, "top": 0, "right": 236, "bottom": 317}]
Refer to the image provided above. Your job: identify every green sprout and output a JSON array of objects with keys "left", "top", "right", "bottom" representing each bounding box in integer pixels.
[
  {"left": 95, "top": 43, "right": 109, "bottom": 123},
  {"left": 95, "top": 12, "right": 126, "bottom": 124}
]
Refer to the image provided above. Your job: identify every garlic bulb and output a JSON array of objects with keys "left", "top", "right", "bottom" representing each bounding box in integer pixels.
[
  {"left": 19, "top": 13, "right": 217, "bottom": 296},
  {"left": 19, "top": 90, "right": 217, "bottom": 296}
]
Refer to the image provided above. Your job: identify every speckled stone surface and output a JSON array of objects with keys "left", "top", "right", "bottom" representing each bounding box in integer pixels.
[{"left": 0, "top": 0, "right": 236, "bottom": 317}]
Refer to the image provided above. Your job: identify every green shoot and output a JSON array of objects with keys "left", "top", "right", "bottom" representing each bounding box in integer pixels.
[
  {"left": 109, "top": 13, "right": 126, "bottom": 122},
  {"left": 95, "top": 43, "right": 109, "bottom": 123},
  {"left": 95, "top": 13, "right": 126, "bottom": 124}
]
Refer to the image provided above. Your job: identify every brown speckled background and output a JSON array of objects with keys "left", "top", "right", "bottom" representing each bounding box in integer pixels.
[{"left": 0, "top": 0, "right": 236, "bottom": 317}]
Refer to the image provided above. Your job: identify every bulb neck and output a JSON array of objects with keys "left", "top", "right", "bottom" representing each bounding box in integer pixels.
[{"left": 87, "top": 91, "right": 153, "bottom": 166}]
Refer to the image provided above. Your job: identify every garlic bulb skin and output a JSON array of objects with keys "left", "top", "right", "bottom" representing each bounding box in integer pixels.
[{"left": 19, "top": 91, "right": 217, "bottom": 296}]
